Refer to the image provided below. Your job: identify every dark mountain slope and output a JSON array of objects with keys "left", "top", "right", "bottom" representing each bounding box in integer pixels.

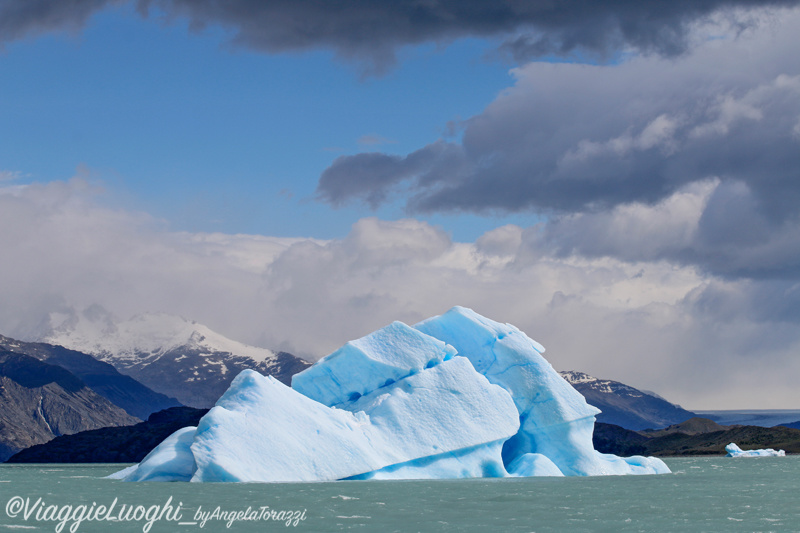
[
  {"left": 0, "top": 350, "right": 139, "bottom": 461},
  {"left": 594, "top": 418, "right": 800, "bottom": 456},
  {"left": 0, "top": 334, "right": 180, "bottom": 419},
  {"left": 7, "top": 406, "right": 207, "bottom": 463},
  {"left": 120, "top": 345, "right": 311, "bottom": 408},
  {"left": 560, "top": 370, "right": 696, "bottom": 430}
]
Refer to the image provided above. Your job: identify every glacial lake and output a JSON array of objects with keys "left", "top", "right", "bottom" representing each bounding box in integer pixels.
[{"left": 1, "top": 457, "right": 798, "bottom": 532}]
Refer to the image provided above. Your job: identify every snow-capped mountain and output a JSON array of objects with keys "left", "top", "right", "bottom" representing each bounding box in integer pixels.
[
  {"left": 560, "top": 370, "right": 696, "bottom": 430},
  {"left": 42, "top": 306, "right": 277, "bottom": 367},
  {"left": 39, "top": 307, "right": 310, "bottom": 408}
]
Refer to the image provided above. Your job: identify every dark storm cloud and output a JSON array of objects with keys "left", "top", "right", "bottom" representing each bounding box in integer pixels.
[
  {"left": 3, "top": 0, "right": 799, "bottom": 70},
  {"left": 317, "top": 11, "right": 800, "bottom": 279},
  {"left": 318, "top": 141, "right": 466, "bottom": 208},
  {"left": 138, "top": 0, "right": 798, "bottom": 70},
  {"left": 0, "top": 0, "right": 118, "bottom": 42},
  {"left": 319, "top": 66, "right": 800, "bottom": 218}
]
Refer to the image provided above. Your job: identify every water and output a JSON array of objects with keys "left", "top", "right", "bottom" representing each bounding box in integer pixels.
[{"left": 1, "top": 457, "right": 798, "bottom": 532}]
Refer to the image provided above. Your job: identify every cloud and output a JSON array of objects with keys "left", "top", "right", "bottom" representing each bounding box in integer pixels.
[
  {"left": 0, "top": 170, "right": 23, "bottom": 182},
  {"left": 318, "top": 141, "right": 466, "bottom": 208},
  {"left": 0, "top": 0, "right": 118, "bottom": 43},
  {"left": 0, "top": 178, "right": 296, "bottom": 343},
  {"left": 317, "top": 8, "right": 800, "bottom": 279},
  {"left": 3, "top": 1, "right": 800, "bottom": 411},
  {"left": 141, "top": 0, "right": 799, "bottom": 71},
  {"left": 3, "top": 0, "right": 798, "bottom": 72},
  {"left": 537, "top": 179, "right": 800, "bottom": 279},
  {"left": 357, "top": 134, "right": 397, "bottom": 146},
  {"left": 3, "top": 179, "right": 800, "bottom": 408}
]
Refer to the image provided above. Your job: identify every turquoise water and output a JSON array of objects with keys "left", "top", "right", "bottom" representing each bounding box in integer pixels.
[{"left": 1, "top": 457, "right": 798, "bottom": 532}]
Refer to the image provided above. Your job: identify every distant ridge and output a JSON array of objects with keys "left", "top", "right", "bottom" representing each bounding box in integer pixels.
[
  {"left": 560, "top": 370, "right": 696, "bottom": 430},
  {"left": 695, "top": 410, "right": 800, "bottom": 428},
  {"left": 6, "top": 406, "right": 207, "bottom": 463},
  {"left": 594, "top": 417, "right": 800, "bottom": 456},
  {"left": 640, "top": 417, "right": 727, "bottom": 437}
]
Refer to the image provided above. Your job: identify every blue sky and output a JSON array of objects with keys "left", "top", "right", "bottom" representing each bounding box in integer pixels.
[
  {"left": 1, "top": 3, "right": 540, "bottom": 240},
  {"left": 2, "top": 1, "right": 800, "bottom": 408}
]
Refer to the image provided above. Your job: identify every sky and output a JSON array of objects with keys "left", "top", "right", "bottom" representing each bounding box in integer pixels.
[{"left": 1, "top": 0, "right": 799, "bottom": 409}]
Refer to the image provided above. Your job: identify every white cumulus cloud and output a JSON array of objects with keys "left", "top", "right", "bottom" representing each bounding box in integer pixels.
[{"left": 2, "top": 178, "right": 800, "bottom": 409}]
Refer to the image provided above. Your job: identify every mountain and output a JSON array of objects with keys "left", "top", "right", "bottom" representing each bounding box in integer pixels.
[
  {"left": 7, "top": 406, "right": 208, "bottom": 463},
  {"left": 40, "top": 308, "right": 311, "bottom": 408},
  {"left": 0, "top": 350, "right": 139, "bottom": 462},
  {"left": 560, "top": 370, "right": 696, "bottom": 430},
  {"left": 640, "top": 417, "right": 727, "bottom": 437},
  {"left": 0, "top": 334, "right": 181, "bottom": 419},
  {"left": 593, "top": 418, "right": 800, "bottom": 456},
  {"left": 695, "top": 409, "right": 800, "bottom": 428}
]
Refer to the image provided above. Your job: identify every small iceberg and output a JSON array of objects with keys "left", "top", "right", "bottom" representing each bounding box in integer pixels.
[{"left": 725, "top": 443, "right": 786, "bottom": 457}]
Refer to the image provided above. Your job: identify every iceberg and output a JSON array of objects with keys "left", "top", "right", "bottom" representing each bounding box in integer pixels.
[
  {"left": 116, "top": 426, "right": 197, "bottom": 482},
  {"left": 190, "top": 357, "right": 518, "bottom": 482},
  {"left": 113, "top": 306, "right": 670, "bottom": 482},
  {"left": 415, "top": 307, "right": 667, "bottom": 476},
  {"left": 507, "top": 453, "right": 564, "bottom": 477},
  {"left": 120, "top": 357, "right": 518, "bottom": 483},
  {"left": 725, "top": 443, "right": 786, "bottom": 457}
]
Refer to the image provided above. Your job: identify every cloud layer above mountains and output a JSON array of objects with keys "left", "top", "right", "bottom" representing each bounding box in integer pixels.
[{"left": 2, "top": 179, "right": 799, "bottom": 409}]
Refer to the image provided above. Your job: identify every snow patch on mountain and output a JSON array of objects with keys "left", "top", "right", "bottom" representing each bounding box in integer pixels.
[
  {"left": 41, "top": 306, "right": 276, "bottom": 368},
  {"left": 559, "top": 370, "right": 696, "bottom": 430},
  {"left": 560, "top": 371, "right": 645, "bottom": 398},
  {"left": 35, "top": 305, "right": 310, "bottom": 408}
]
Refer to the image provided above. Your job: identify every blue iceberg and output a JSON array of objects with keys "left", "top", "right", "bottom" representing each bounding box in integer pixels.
[
  {"left": 415, "top": 306, "right": 668, "bottom": 476},
  {"left": 108, "top": 426, "right": 196, "bottom": 482},
  {"left": 114, "top": 307, "right": 670, "bottom": 482},
  {"left": 291, "top": 320, "right": 457, "bottom": 407},
  {"left": 725, "top": 443, "right": 786, "bottom": 457}
]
